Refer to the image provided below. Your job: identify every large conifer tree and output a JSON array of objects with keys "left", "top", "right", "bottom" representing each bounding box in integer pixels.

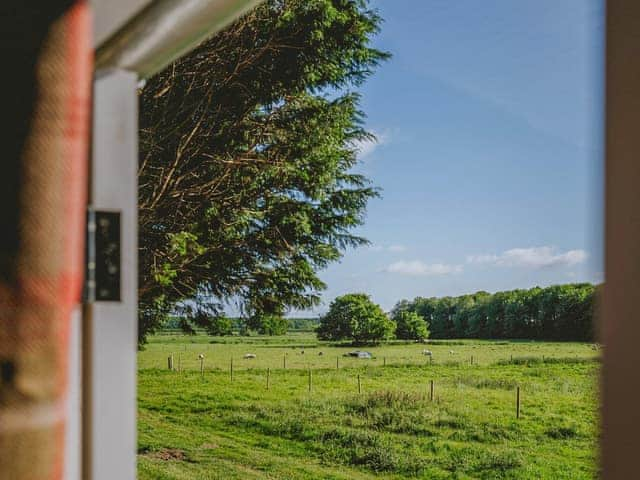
[{"left": 138, "top": 0, "right": 388, "bottom": 341}]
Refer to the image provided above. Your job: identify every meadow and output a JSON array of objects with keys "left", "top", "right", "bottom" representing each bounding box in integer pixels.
[{"left": 138, "top": 334, "right": 600, "bottom": 479}]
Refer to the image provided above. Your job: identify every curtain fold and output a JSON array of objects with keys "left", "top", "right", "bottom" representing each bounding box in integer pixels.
[{"left": 0, "top": 2, "right": 92, "bottom": 478}]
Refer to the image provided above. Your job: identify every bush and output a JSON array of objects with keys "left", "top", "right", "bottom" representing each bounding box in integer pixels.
[
  {"left": 393, "top": 310, "right": 429, "bottom": 340},
  {"left": 246, "top": 314, "right": 288, "bottom": 335},
  {"left": 317, "top": 293, "right": 395, "bottom": 343}
]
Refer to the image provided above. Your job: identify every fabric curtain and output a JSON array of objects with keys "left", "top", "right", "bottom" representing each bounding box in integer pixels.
[{"left": 0, "top": 2, "right": 92, "bottom": 478}]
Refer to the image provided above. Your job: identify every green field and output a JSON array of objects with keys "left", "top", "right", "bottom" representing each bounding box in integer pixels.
[{"left": 138, "top": 335, "right": 600, "bottom": 479}]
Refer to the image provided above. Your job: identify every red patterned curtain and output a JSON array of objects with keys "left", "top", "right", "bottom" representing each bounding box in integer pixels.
[{"left": 0, "top": 2, "right": 92, "bottom": 478}]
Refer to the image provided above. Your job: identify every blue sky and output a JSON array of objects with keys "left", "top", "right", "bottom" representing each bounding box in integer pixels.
[{"left": 299, "top": 0, "right": 604, "bottom": 315}]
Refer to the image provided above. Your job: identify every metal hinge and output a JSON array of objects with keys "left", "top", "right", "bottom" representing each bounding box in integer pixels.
[{"left": 83, "top": 207, "right": 121, "bottom": 302}]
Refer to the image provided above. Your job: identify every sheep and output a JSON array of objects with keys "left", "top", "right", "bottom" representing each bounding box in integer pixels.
[
  {"left": 197, "top": 354, "right": 205, "bottom": 360},
  {"left": 449, "top": 350, "right": 455, "bottom": 354},
  {"left": 243, "top": 353, "right": 256, "bottom": 359},
  {"left": 318, "top": 351, "right": 324, "bottom": 356},
  {"left": 422, "top": 349, "right": 432, "bottom": 356}
]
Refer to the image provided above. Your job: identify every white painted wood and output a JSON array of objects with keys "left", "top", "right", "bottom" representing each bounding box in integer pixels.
[
  {"left": 91, "top": 0, "right": 152, "bottom": 47},
  {"left": 83, "top": 3, "right": 259, "bottom": 479},
  {"left": 87, "top": 69, "right": 139, "bottom": 480},
  {"left": 64, "top": 307, "right": 82, "bottom": 480},
  {"left": 94, "top": 0, "right": 261, "bottom": 79}
]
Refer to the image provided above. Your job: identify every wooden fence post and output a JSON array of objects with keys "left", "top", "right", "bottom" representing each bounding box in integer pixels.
[
  {"left": 267, "top": 368, "right": 270, "bottom": 390},
  {"left": 516, "top": 386, "right": 521, "bottom": 419},
  {"left": 168, "top": 355, "right": 174, "bottom": 371},
  {"left": 199, "top": 356, "right": 204, "bottom": 379},
  {"left": 430, "top": 380, "right": 434, "bottom": 402},
  {"left": 358, "top": 374, "right": 361, "bottom": 394},
  {"left": 230, "top": 358, "right": 234, "bottom": 382},
  {"left": 337, "top": 356, "right": 339, "bottom": 369},
  {"left": 308, "top": 368, "right": 312, "bottom": 392},
  {"left": 283, "top": 354, "right": 287, "bottom": 369}
]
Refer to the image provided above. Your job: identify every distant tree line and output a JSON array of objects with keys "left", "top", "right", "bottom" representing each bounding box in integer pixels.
[
  {"left": 392, "top": 283, "right": 597, "bottom": 341},
  {"left": 163, "top": 284, "right": 597, "bottom": 342},
  {"left": 162, "top": 314, "right": 319, "bottom": 336},
  {"left": 287, "top": 317, "right": 321, "bottom": 332}
]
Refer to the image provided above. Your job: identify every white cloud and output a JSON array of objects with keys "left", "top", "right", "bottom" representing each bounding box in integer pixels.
[
  {"left": 467, "top": 246, "right": 587, "bottom": 269},
  {"left": 352, "top": 130, "right": 390, "bottom": 160},
  {"left": 384, "top": 260, "right": 463, "bottom": 276}
]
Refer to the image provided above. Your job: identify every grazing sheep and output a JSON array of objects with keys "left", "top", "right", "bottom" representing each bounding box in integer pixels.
[
  {"left": 243, "top": 353, "right": 256, "bottom": 359},
  {"left": 300, "top": 349, "right": 305, "bottom": 355},
  {"left": 449, "top": 350, "right": 455, "bottom": 354},
  {"left": 198, "top": 354, "right": 205, "bottom": 360},
  {"left": 422, "top": 349, "right": 432, "bottom": 356},
  {"left": 318, "top": 351, "right": 324, "bottom": 356}
]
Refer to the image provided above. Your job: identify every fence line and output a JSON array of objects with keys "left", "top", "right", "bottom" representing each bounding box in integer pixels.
[
  {"left": 162, "top": 365, "right": 530, "bottom": 421},
  {"left": 162, "top": 352, "right": 596, "bottom": 373}
]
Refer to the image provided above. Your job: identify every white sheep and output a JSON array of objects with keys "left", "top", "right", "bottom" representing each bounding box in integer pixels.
[
  {"left": 449, "top": 350, "right": 455, "bottom": 354},
  {"left": 422, "top": 349, "right": 432, "bottom": 356},
  {"left": 243, "top": 353, "right": 256, "bottom": 359}
]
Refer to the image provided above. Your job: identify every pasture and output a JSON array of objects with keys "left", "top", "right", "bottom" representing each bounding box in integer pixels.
[{"left": 138, "top": 335, "right": 599, "bottom": 479}]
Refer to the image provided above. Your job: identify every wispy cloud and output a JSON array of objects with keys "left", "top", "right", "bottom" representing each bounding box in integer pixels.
[
  {"left": 368, "top": 244, "right": 407, "bottom": 253},
  {"left": 352, "top": 129, "right": 391, "bottom": 160},
  {"left": 467, "top": 247, "right": 587, "bottom": 269},
  {"left": 384, "top": 260, "right": 463, "bottom": 276}
]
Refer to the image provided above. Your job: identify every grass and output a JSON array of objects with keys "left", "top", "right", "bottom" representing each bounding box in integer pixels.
[
  {"left": 138, "top": 335, "right": 599, "bottom": 479},
  {"left": 139, "top": 333, "right": 599, "bottom": 371}
]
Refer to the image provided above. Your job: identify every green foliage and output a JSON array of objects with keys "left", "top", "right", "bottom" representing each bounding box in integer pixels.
[
  {"left": 394, "top": 284, "right": 597, "bottom": 341},
  {"left": 137, "top": 0, "right": 388, "bottom": 344},
  {"left": 317, "top": 293, "right": 395, "bottom": 343},
  {"left": 246, "top": 314, "right": 289, "bottom": 336},
  {"left": 205, "top": 315, "right": 233, "bottom": 337},
  {"left": 174, "top": 304, "right": 233, "bottom": 337},
  {"left": 392, "top": 310, "right": 429, "bottom": 340},
  {"left": 287, "top": 317, "right": 320, "bottom": 331}
]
